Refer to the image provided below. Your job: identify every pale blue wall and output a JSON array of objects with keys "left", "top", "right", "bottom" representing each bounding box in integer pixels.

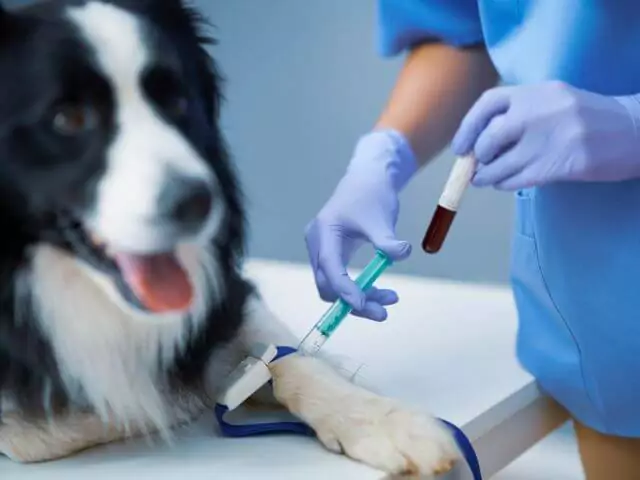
[
  {"left": 203, "top": 0, "right": 514, "bottom": 284},
  {"left": 6, "top": 0, "right": 515, "bottom": 284}
]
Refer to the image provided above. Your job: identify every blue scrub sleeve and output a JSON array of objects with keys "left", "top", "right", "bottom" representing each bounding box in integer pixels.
[{"left": 377, "top": 0, "right": 485, "bottom": 57}]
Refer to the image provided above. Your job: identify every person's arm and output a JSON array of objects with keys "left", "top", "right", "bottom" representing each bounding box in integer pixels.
[
  {"left": 305, "top": 0, "right": 499, "bottom": 319},
  {"left": 375, "top": 42, "right": 499, "bottom": 167}
]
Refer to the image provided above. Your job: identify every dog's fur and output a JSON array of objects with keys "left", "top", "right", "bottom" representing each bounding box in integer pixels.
[{"left": 0, "top": 1, "right": 459, "bottom": 476}]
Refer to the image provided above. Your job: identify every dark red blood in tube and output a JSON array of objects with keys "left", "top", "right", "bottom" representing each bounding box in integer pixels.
[{"left": 422, "top": 205, "right": 456, "bottom": 254}]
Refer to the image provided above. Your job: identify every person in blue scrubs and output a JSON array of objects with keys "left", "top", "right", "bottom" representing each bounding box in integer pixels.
[{"left": 304, "top": 1, "right": 640, "bottom": 477}]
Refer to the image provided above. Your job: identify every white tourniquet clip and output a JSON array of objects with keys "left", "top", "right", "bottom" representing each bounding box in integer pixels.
[{"left": 217, "top": 342, "right": 289, "bottom": 413}]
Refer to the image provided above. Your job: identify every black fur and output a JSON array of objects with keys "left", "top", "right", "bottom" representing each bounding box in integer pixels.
[{"left": 0, "top": 0, "right": 250, "bottom": 416}]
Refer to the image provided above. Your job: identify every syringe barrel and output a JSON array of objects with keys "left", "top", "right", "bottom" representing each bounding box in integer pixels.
[
  {"left": 422, "top": 154, "right": 475, "bottom": 254},
  {"left": 297, "top": 250, "right": 392, "bottom": 354}
]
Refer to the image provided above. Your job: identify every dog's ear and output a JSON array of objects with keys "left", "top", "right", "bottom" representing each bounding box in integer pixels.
[
  {"left": 139, "top": 0, "right": 187, "bottom": 12},
  {"left": 0, "top": 3, "right": 15, "bottom": 27},
  {"left": 0, "top": 3, "right": 10, "bottom": 39},
  {"left": 161, "top": 0, "right": 186, "bottom": 7}
]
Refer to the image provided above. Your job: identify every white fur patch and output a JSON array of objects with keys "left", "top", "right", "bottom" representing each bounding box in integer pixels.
[
  {"left": 26, "top": 243, "right": 221, "bottom": 435},
  {"left": 269, "top": 355, "right": 460, "bottom": 476},
  {"left": 0, "top": 389, "right": 207, "bottom": 464},
  {"left": 66, "top": 2, "right": 219, "bottom": 253}
]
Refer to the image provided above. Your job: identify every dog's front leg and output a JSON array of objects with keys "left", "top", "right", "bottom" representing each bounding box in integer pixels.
[
  {"left": 0, "top": 410, "right": 129, "bottom": 463},
  {"left": 0, "top": 389, "right": 206, "bottom": 464},
  {"left": 227, "top": 291, "right": 461, "bottom": 478}
]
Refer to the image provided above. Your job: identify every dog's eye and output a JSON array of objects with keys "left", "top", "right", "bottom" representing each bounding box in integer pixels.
[
  {"left": 52, "top": 103, "right": 98, "bottom": 136},
  {"left": 167, "top": 95, "right": 189, "bottom": 119},
  {"left": 142, "top": 66, "right": 190, "bottom": 121}
]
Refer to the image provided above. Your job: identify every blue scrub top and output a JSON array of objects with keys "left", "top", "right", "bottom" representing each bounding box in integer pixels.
[{"left": 377, "top": 0, "right": 640, "bottom": 437}]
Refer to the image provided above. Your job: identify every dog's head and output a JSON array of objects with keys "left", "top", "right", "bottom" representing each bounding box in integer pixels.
[{"left": 0, "top": 0, "right": 244, "bottom": 314}]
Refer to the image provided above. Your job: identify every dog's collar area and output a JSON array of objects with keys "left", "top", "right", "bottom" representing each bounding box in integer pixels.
[{"left": 214, "top": 345, "right": 482, "bottom": 480}]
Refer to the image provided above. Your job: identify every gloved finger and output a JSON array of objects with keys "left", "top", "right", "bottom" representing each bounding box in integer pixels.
[
  {"left": 317, "top": 229, "right": 365, "bottom": 311},
  {"left": 314, "top": 268, "right": 339, "bottom": 303},
  {"left": 305, "top": 221, "right": 338, "bottom": 302},
  {"left": 304, "top": 223, "right": 319, "bottom": 268},
  {"left": 365, "top": 286, "right": 399, "bottom": 306},
  {"left": 314, "top": 282, "right": 398, "bottom": 310},
  {"left": 473, "top": 113, "right": 523, "bottom": 166},
  {"left": 471, "top": 146, "right": 529, "bottom": 187},
  {"left": 366, "top": 224, "right": 412, "bottom": 262},
  {"left": 452, "top": 86, "right": 514, "bottom": 156},
  {"left": 495, "top": 160, "right": 557, "bottom": 190},
  {"left": 351, "top": 301, "right": 388, "bottom": 322},
  {"left": 350, "top": 288, "right": 398, "bottom": 321},
  {"left": 494, "top": 170, "right": 538, "bottom": 191}
]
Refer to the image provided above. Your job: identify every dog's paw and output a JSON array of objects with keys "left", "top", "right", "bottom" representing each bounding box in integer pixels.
[
  {"left": 312, "top": 398, "right": 460, "bottom": 477},
  {"left": 270, "top": 355, "right": 461, "bottom": 477}
]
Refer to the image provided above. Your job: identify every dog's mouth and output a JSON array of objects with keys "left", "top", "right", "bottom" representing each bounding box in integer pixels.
[{"left": 56, "top": 215, "right": 194, "bottom": 314}]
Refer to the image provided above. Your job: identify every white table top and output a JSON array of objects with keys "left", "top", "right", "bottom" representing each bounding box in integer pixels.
[{"left": 3, "top": 257, "right": 561, "bottom": 480}]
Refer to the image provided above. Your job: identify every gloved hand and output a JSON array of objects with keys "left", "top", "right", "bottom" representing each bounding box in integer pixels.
[
  {"left": 451, "top": 81, "right": 640, "bottom": 190},
  {"left": 304, "top": 130, "right": 417, "bottom": 321}
]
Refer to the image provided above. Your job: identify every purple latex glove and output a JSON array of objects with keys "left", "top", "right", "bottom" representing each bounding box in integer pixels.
[
  {"left": 304, "top": 130, "right": 417, "bottom": 321},
  {"left": 451, "top": 81, "right": 640, "bottom": 190}
]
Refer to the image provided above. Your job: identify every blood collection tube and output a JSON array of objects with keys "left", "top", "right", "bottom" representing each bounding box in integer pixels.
[{"left": 422, "top": 154, "right": 476, "bottom": 254}]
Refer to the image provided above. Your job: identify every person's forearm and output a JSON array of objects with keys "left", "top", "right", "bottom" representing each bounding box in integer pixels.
[{"left": 375, "top": 42, "right": 498, "bottom": 168}]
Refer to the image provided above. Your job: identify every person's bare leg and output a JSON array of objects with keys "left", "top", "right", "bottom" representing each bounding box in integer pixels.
[{"left": 574, "top": 419, "right": 640, "bottom": 480}]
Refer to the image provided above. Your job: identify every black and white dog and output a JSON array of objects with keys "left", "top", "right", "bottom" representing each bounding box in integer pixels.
[{"left": 0, "top": 0, "right": 459, "bottom": 475}]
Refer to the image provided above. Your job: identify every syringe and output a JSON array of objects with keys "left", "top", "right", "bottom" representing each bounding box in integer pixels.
[
  {"left": 422, "top": 154, "right": 476, "bottom": 254},
  {"left": 298, "top": 250, "right": 392, "bottom": 355}
]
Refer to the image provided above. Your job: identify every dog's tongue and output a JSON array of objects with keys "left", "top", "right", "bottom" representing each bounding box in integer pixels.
[{"left": 113, "top": 252, "right": 193, "bottom": 313}]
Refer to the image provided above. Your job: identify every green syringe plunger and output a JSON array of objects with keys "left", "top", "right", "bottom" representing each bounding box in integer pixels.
[{"left": 298, "top": 250, "right": 392, "bottom": 355}]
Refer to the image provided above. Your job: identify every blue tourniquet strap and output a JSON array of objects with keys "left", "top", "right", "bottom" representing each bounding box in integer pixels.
[
  {"left": 271, "top": 345, "right": 297, "bottom": 362},
  {"left": 214, "top": 403, "right": 316, "bottom": 437},
  {"left": 439, "top": 419, "right": 483, "bottom": 480},
  {"left": 214, "top": 346, "right": 482, "bottom": 479}
]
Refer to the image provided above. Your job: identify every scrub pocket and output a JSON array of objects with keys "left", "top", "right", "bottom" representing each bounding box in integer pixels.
[{"left": 508, "top": 189, "right": 603, "bottom": 431}]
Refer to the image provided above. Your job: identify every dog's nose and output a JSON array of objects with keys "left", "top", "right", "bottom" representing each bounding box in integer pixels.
[{"left": 163, "top": 178, "right": 213, "bottom": 230}]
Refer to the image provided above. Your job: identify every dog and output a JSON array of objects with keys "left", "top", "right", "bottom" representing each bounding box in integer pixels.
[{"left": 0, "top": 0, "right": 460, "bottom": 476}]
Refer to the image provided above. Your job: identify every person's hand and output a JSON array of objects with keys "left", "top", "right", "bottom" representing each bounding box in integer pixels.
[
  {"left": 304, "top": 130, "right": 417, "bottom": 321},
  {"left": 451, "top": 81, "right": 640, "bottom": 190}
]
